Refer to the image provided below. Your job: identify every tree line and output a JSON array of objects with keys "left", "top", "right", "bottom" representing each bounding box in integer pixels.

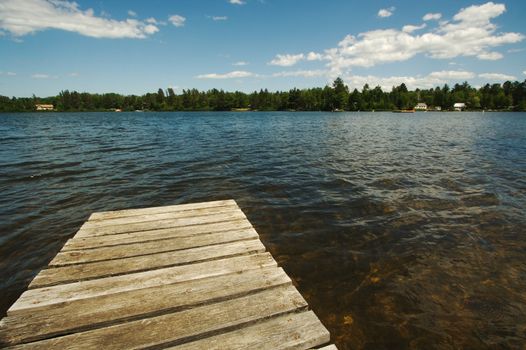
[{"left": 1, "top": 78, "right": 525, "bottom": 112}]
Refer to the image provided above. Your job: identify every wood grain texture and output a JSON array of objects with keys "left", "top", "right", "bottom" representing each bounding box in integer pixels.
[
  {"left": 51, "top": 228, "right": 259, "bottom": 266},
  {"left": 9, "top": 253, "right": 276, "bottom": 315},
  {"left": 89, "top": 199, "right": 236, "bottom": 221},
  {"left": 83, "top": 204, "right": 239, "bottom": 229},
  {"left": 62, "top": 219, "right": 253, "bottom": 251},
  {"left": 1, "top": 267, "right": 291, "bottom": 346},
  {"left": 77, "top": 210, "right": 248, "bottom": 237},
  {"left": 168, "top": 311, "right": 330, "bottom": 350},
  {"left": 30, "top": 239, "right": 266, "bottom": 288},
  {"left": 8, "top": 285, "right": 307, "bottom": 350}
]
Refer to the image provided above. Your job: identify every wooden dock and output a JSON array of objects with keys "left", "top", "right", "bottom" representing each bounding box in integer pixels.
[{"left": 0, "top": 199, "right": 335, "bottom": 349}]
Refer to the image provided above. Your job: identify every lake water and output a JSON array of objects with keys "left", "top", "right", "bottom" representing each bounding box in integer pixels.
[{"left": 0, "top": 111, "right": 525, "bottom": 349}]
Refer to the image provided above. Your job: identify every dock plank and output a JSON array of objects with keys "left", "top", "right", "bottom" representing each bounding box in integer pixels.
[
  {"left": 30, "top": 239, "right": 266, "bottom": 288},
  {"left": 89, "top": 199, "right": 236, "bottom": 221},
  {"left": 168, "top": 311, "right": 330, "bottom": 350},
  {"left": 62, "top": 219, "right": 253, "bottom": 250},
  {"left": 51, "top": 227, "right": 259, "bottom": 266},
  {"left": 9, "top": 253, "right": 276, "bottom": 315},
  {"left": 76, "top": 210, "right": 248, "bottom": 237},
  {"left": 1, "top": 267, "right": 291, "bottom": 345},
  {"left": 82, "top": 204, "right": 239, "bottom": 229},
  {"left": 8, "top": 286, "right": 307, "bottom": 350}
]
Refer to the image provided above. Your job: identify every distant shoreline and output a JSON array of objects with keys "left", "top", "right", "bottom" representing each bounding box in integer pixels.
[{"left": 2, "top": 78, "right": 525, "bottom": 113}]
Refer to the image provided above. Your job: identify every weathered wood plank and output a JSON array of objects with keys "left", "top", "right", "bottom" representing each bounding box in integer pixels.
[
  {"left": 9, "top": 253, "right": 276, "bottom": 315},
  {"left": 63, "top": 219, "right": 253, "bottom": 251},
  {"left": 89, "top": 199, "right": 237, "bottom": 221},
  {"left": 82, "top": 204, "right": 239, "bottom": 229},
  {"left": 30, "top": 239, "right": 266, "bottom": 288},
  {"left": 1, "top": 267, "right": 291, "bottom": 346},
  {"left": 168, "top": 311, "right": 330, "bottom": 350},
  {"left": 51, "top": 228, "right": 259, "bottom": 266},
  {"left": 8, "top": 285, "right": 307, "bottom": 349},
  {"left": 76, "top": 210, "right": 248, "bottom": 237}
]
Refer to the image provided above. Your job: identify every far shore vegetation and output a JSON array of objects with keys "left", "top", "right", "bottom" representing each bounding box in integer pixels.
[{"left": 2, "top": 78, "right": 526, "bottom": 113}]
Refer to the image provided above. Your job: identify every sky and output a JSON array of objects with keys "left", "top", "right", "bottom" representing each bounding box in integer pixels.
[{"left": 0, "top": 0, "right": 525, "bottom": 97}]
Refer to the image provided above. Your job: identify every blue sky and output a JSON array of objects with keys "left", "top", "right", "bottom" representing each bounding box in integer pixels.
[{"left": 0, "top": 0, "right": 525, "bottom": 97}]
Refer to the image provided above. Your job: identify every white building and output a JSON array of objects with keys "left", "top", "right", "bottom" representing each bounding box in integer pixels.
[
  {"left": 454, "top": 102, "right": 466, "bottom": 111},
  {"left": 35, "top": 104, "right": 54, "bottom": 111},
  {"left": 414, "top": 103, "right": 427, "bottom": 111}
]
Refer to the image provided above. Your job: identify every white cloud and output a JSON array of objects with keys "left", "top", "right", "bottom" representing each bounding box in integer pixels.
[
  {"left": 145, "top": 17, "right": 157, "bottom": 24},
  {"left": 479, "top": 73, "right": 516, "bottom": 81},
  {"left": 319, "top": 2, "right": 524, "bottom": 76},
  {"left": 0, "top": 0, "right": 159, "bottom": 38},
  {"left": 196, "top": 70, "right": 257, "bottom": 79},
  {"left": 344, "top": 70, "right": 477, "bottom": 90},
  {"left": 233, "top": 61, "right": 248, "bottom": 66},
  {"left": 272, "top": 70, "right": 327, "bottom": 78},
  {"left": 268, "top": 53, "right": 305, "bottom": 66},
  {"left": 477, "top": 51, "right": 503, "bottom": 60},
  {"left": 128, "top": 10, "right": 137, "bottom": 17},
  {"left": 402, "top": 23, "right": 426, "bottom": 33},
  {"left": 212, "top": 16, "right": 228, "bottom": 21},
  {"left": 523, "top": 70, "right": 526, "bottom": 76},
  {"left": 31, "top": 73, "right": 50, "bottom": 79},
  {"left": 68, "top": 72, "right": 79, "bottom": 77},
  {"left": 229, "top": 0, "right": 246, "bottom": 4},
  {"left": 6, "top": 71, "right": 16, "bottom": 76},
  {"left": 428, "top": 70, "right": 475, "bottom": 80},
  {"left": 169, "top": 15, "right": 186, "bottom": 27},
  {"left": 378, "top": 7, "right": 395, "bottom": 18},
  {"left": 423, "top": 13, "right": 442, "bottom": 21},
  {"left": 306, "top": 52, "right": 323, "bottom": 61}
]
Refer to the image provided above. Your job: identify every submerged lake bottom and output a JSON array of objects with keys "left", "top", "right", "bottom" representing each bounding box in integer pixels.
[{"left": 0, "top": 111, "right": 525, "bottom": 349}]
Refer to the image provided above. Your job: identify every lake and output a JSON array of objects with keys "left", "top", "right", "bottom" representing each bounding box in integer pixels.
[{"left": 0, "top": 111, "right": 525, "bottom": 349}]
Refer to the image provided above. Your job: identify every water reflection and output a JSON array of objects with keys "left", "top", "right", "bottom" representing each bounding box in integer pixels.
[{"left": 0, "top": 111, "right": 525, "bottom": 349}]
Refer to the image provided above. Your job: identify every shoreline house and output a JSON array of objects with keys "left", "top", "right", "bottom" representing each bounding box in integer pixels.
[
  {"left": 454, "top": 102, "right": 466, "bottom": 111},
  {"left": 414, "top": 102, "right": 428, "bottom": 111},
  {"left": 35, "top": 104, "right": 54, "bottom": 111}
]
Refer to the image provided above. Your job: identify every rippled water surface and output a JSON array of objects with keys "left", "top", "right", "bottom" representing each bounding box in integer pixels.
[{"left": 1, "top": 112, "right": 525, "bottom": 349}]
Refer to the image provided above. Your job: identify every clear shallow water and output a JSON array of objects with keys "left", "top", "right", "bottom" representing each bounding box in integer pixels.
[{"left": 0, "top": 111, "right": 525, "bottom": 349}]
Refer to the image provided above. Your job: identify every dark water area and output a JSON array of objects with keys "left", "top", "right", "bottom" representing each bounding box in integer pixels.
[{"left": 1, "top": 111, "right": 525, "bottom": 349}]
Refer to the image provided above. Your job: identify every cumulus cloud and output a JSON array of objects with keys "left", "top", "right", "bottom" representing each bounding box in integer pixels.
[
  {"left": 423, "top": 13, "right": 442, "bottom": 21},
  {"left": 344, "top": 70, "right": 477, "bottom": 90},
  {"left": 232, "top": 61, "right": 248, "bottom": 66},
  {"left": 479, "top": 73, "right": 516, "bottom": 81},
  {"left": 196, "top": 70, "right": 257, "bottom": 79},
  {"left": 428, "top": 70, "right": 475, "bottom": 80},
  {"left": 523, "top": 70, "right": 526, "bottom": 75},
  {"left": 320, "top": 2, "right": 523, "bottom": 75},
  {"left": 272, "top": 70, "right": 327, "bottom": 78},
  {"left": 268, "top": 53, "right": 305, "bottom": 66},
  {"left": 169, "top": 15, "right": 186, "bottom": 27},
  {"left": 6, "top": 71, "right": 16, "bottom": 76},
  {"left": 402, "top": 23, "right": 426, "bottom": 33},
  {"left": 127, "top": 10, "right": 137, "bottom": 17},
  {"left": 378, "top": 7, "right": 395, "bottom": 18},
  {"left": 229, "top": 0, "right": 245, "bottom": 4},
  {"left": 0, "top": 0, "right": 159, "bottom": 38},
  {"left": 212, "top": 16, "right": 228, "bottom": 21},
  {"left": 306, "top": 52, "right": 323, "bottom": 61}
]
